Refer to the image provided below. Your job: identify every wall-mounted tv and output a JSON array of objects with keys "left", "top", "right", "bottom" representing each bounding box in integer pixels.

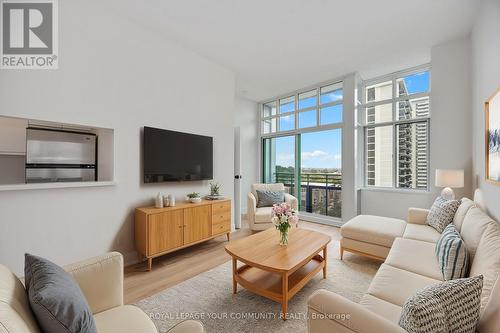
[{"left": 143, "top": 126, "right": 213, "bottom": 183}]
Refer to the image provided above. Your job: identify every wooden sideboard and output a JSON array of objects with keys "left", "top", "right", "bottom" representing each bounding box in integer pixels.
[{"left": 135, "top": 199, "right": 231, "bottom": 270}]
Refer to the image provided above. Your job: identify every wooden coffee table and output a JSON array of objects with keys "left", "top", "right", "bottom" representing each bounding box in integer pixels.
[{"left": 225, "top": 227, "right": 331, "bottom": 320}]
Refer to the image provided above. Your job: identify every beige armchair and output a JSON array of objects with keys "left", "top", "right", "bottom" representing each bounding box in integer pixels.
[
  {"left": 247, "top": 183, "right": 298, "bottom": 231},
  {"left": 0, "top": 252, "right": 204, "bottom": 333}
]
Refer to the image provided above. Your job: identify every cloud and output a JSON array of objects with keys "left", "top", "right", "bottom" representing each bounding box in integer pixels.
[{"left": 302, "top": 150, "right": 328, "bottom": 160}]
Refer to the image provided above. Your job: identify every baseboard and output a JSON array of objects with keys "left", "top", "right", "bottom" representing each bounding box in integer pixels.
[{"left": 123, "top": 250, "right": 141, "bottom": 267}]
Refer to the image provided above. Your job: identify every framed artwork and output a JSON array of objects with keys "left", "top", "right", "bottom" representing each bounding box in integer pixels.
[{"left": 486, "top": 88, "right": 500, "bottom": 185}]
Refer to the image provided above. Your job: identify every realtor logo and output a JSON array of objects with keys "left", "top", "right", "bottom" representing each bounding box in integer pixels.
[{"left": 1, "top": 0, "right": 58, "bottom": 69}]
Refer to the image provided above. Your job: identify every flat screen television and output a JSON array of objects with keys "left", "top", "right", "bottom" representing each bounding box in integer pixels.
[{"left": 143, "top": 126, "right": 213, "bottom": 183}]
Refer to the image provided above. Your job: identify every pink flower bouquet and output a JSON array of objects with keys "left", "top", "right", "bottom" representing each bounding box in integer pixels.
[{"left": 271, "top": 202, "right": 298, "bottom": 245}]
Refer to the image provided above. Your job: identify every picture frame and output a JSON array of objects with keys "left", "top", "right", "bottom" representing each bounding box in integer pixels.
[{"left": 485, "top": 88, "right": 500, "bottom": 185}]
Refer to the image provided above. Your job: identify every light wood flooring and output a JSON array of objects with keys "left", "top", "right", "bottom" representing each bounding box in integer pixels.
[{"left": 124, "top": 220, "right": 341, "bottom": 304}]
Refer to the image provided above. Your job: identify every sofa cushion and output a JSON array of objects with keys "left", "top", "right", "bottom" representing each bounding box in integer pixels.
[
  {"left": 24, "top": 254, "right": 97, "bottom": 333},
  {"left": 367, "top": 263, "right": 441, "bottom": 307},
  {"left": 453, "top": 198, "right": 474, "bottom": 232},
  {"left": 385, "top": 238, "right": 442, "bottom": 280},
  {"left": 256, "top": 190, "right": 284, "bottom": 208},
  {"left": 426, "top": 196, "right": 461, "bottom": 233},
  {"left": 403, "top": 224, "right": 441, "bottom": 243},
  {"left": 254, "top": 206, "right": 273, "bottom": 223},
  {"left": 469, "top": 222, "right": 500, "bottom": 313},
  {"left": 360, "top": 294, "right": 402, "bottom": 324},
  {"left": 399, "top": 276, "right": 483, "bottom": 333},
  {"left": 341, "top": 215, "right": 406, "bottom": 248},
  {"left": 460, "top": 206, "right": 495, "bottom": 260},
  {"left": 93, "top": 305, "right": 157, "bottom": 333},
  {"left": 435, "top": 224, "right": 469, "bottom": 280},
  {"left": 0, "top": 264, "right": 41, "bottom": 333}
]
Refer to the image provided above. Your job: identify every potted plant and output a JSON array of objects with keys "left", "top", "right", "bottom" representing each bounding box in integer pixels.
[
  {"left": 186, "top": 192, "right": 202, "bottom": 203},
  {"left": 271, "top": 203, "right": 299, "bottom": 246},
  {"left": 209, "top": 182, "right": 221, "bottom": 197}
]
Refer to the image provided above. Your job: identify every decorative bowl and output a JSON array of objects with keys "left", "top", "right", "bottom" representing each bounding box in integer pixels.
[{"left": 190, "top": 197, "right": 202, "bottom": 203}]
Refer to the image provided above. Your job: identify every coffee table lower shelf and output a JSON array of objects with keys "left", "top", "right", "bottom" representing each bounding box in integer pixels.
[{"left": 232, "top": 255, "right": 326, "bottom": 320}]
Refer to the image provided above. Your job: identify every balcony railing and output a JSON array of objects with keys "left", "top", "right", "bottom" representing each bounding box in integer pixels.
[{"left": 273, "top": 172, "right": 342, "bottom": 218}]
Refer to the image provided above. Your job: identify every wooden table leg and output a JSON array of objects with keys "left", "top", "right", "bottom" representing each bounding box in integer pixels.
[
  {"left": 226, "top": 233, "right": 230, "bottom": 241},
  {"left": 281, "top": 272, "right": 289, "bottom": 320},
  {"left": 323, "top": 246, "right": 328, "bottom": 279},
  {"left": 148, "top": 258, "right": 152, "bottom": 271},
  {"left": 232, "top": 258, "right": 237, "bottom": 294}
]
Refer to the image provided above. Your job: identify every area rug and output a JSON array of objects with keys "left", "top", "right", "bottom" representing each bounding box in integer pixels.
[{"left": 136, "top": 248, "right": 380, "bottom": 333}]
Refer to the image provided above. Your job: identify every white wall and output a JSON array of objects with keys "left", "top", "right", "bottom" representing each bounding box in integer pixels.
[
  {"left": 233, "top": 97, "right": 259, "bottom": 214},
  {"left": 471, "top": 0, "right": 500, "bottom": 222},
  {"left": 0, "top": 0, "right": 235, "bottom": 275},
  {"left": 361, "top": 37, "right": 473, "bottom": 219}
]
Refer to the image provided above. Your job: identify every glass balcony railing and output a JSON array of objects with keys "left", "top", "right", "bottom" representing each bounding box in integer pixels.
[{"left": 273, "top": 172, "right": 342, "bottom": 218}]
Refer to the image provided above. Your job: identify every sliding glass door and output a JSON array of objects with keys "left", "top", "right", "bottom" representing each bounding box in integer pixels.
[
  {"left": 299, "top": 129, "right": 342, "bottom": 218},
  {"left": 262, "top": 129, "right": 342, "bottom": 221}
]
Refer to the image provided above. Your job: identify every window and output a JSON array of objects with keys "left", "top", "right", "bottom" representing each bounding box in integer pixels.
[
  {"left": 362, "top": 67, "right": 430, "bottom": 189},
  {"left": 261, "top": 81, "right": 344, "bottom": 220},
  {"left": 261, "top": 81, "right": 343, "bottom": 134}
]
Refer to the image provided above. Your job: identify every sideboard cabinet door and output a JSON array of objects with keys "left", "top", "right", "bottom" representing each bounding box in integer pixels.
[
  {"left": 183, "top": 205, "right": 211, "bottom": 245},
  {"left": 148, "top": 210, "right": 184, "bottom": 255}
]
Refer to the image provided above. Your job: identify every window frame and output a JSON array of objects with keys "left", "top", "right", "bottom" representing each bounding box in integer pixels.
[
  {"left": 260, "top": 81, "right": 344, "bottom": 137},
  {"left": 361, "top": 64, "right": 431, "bottom": 191}
]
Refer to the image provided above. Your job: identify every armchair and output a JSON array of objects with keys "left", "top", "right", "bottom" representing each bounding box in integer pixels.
[
  {"left": 0, "top": 252, "right": 204, "bottom": 333},
  {"left": 247, "top": 183, "right": 298, "bottom": 231}
]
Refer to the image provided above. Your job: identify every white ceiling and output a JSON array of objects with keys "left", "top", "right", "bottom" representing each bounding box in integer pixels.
[{"left": 109, "top": 0, "right": 479, "bottom": 101}]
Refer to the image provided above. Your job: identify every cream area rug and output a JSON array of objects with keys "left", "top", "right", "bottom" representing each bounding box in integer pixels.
[{"left": 136, "top": 243, "right": 380, "bottom": 333}]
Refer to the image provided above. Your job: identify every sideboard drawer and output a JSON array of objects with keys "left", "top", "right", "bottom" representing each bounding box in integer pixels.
[
  {"left": 212, "top": 221, "right": 230, "bottom": 235},
  {"left": 212, "top": 211, "right": 230, "bottom": 224},
  {"left": 212, "top": 201, "right": 231, "bottom": 215}
]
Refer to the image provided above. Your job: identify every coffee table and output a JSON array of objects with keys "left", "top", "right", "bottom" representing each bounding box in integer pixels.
[{"left": 225, "top": 227, "right": 331, "bottom": 320}]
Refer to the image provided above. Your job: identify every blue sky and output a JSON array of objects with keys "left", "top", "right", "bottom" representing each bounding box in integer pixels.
[
  {"left": 273, "top": 71, "right": 428, "bottom": 171},
  {"left": 275, "top": 129, "right": 342, "bottom": 169}
]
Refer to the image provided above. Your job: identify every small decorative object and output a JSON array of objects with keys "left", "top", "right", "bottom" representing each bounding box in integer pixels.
[
  {"left": 187, "top": 192, "right": 202, "bottom": 203},
  {"left": 163, "top": 194, "right": 170, "bottom": 207},
  {"left": 206, "top": 181, "right": 224, "bottom": 200},
  {"left": 155, "top": 192, "right": 163, "bottom": 208},
  {"left": 168, "top": 194, "right": 176, "bottom": 207},
  {"left": 486, "top": 88, "right": 500, "bottom": 184},
  {"left": 210, "top": 182, "right": 221, "bottom": 196},
  {"left": 271, "top": 202, "right": 298, "bottom": 246}
]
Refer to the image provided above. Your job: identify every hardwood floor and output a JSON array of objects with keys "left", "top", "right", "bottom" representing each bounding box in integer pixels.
[{"left": 124, "top": 220, "right": 341, "bottom": 304}]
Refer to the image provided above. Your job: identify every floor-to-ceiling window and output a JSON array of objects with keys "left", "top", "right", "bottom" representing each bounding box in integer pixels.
[
  {"left": 261, "top": 81, "right": 343, "bottom": 221},
  {"left": 361, "top": 66, "right": 430, "bottom": 190}
]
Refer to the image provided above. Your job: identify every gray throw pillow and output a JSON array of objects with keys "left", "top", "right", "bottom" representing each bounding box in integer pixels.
[
  {"left": 256, "top": 190, "right": 285, "bottom": 208},
  {"left": 25, "top": 254, "right": 97, "bottom": 333},
  {"left": 426, "top": 196, "right": 461, "bottom": 233},
  {"left": 435, "top": 224, "right": 470, "bottom": 280},
  {"left": 399, "top": 275, "right": 483, "bottom": 333}
]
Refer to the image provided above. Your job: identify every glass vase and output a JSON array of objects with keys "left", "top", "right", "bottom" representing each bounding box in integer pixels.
[{"left": 279, "top": 229, "right": 289, "bottom": 246}]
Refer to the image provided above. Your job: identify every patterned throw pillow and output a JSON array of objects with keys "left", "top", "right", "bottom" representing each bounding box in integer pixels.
[
  {"left": 256, "top": 190, "right": 285, "bottom": 208},
  {"left": 435, "top": 224, "right": 470, "bottom": 280},
  {"left": 399, "top": 275, "right": 483, "bottom": 333},
  {"left": 426, "top": 196, "right": 461, "bottom": 233}
]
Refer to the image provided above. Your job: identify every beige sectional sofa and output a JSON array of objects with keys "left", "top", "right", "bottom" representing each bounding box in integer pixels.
[
  {"left": 308, "top": 193, "right": 500, "bottom": 333},
  {"left": 0, "top": 252, "right": 204, "bottom": 333}
]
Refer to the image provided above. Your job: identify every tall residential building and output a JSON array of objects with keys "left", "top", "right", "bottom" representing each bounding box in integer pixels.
[{"left": 366, "top": 80, "right": 429, "bottom": 188}]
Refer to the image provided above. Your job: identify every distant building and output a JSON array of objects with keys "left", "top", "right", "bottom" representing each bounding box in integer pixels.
[{"left": 366, "top": 80, "right": 428, "bottom": 188}]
